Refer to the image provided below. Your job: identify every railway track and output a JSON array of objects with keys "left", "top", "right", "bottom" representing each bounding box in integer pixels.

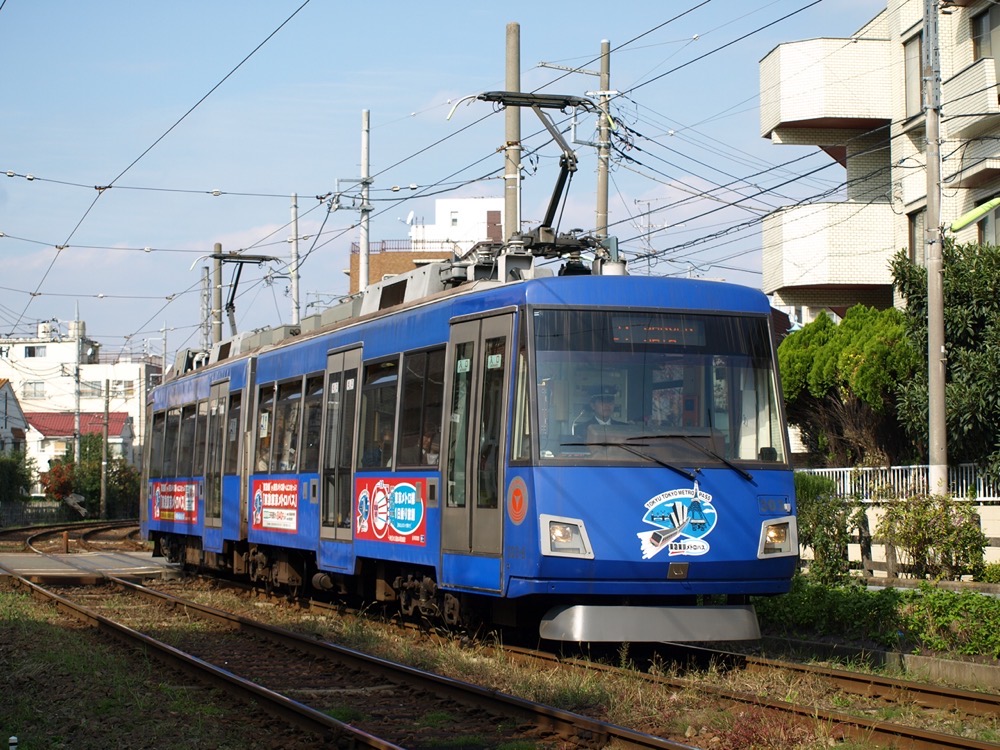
[
  {"left": 0, "top": 520, "right": 144, "bottom": 554},
  {"left": 151, "top": 574, "right": 1000, "bottom": 749},
  {"left": 4, "top": 568, "right": 687, "bottom": 749},
  {"left": 502, "top": 645, "right": 1000, "bottom": 750},
  {"left": 4, "top": 541, "right": 998, "bottom": 749}
]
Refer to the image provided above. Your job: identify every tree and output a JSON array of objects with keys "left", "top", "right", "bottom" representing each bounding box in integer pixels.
[
  {"left": 892, "top": 241, "right": 1000, "bottom": 477},
  {"left": 0, "top": 450, "right": 36, "bottom": 502},
  {"left": 778, "top": 305, "right": 919, "bottom": 466},
  {"left": 40, "top": 434, "right": 140, "bottom": 518}
]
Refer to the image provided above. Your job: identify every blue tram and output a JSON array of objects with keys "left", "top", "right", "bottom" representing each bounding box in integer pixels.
[{"left": 142, "top": 247, "right": 798, "bottom": 642}]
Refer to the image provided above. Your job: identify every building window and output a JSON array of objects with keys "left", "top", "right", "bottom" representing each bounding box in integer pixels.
[
  {"left": 977, "top": 198, "right": 1000, "bottom": 246},
  {"left": 904, "top": 33, "right": 923, "bottom": 119},
  {"left": 24, "top": 345, "right": 46, "bottom": 358},
  {"left": 972, "top": 8, "right": 1000, "bottom": 101},
  {"left": 450, "top": 211, "right": 459, "bottom": 227},
  {"left": 23, "top": 381, "right": 45, "bottom": 398},
  {"left": 973, "top": 10, "right": 993, "bottom": 61},
  {"left": 81, "top": 381, "right": 103, "bottom": 398},
  {"left": 908, "top": 208, "right": 926, "bottom": 266},
  {"left": 111, "top": 380, "right": 134, "bottom": 398}
]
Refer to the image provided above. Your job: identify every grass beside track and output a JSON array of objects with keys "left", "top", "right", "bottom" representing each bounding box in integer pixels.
[{"left": 0, "top": 581, "right": 321, "bottom": 750}]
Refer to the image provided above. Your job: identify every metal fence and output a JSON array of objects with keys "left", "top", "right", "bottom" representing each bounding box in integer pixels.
[
  {"left": 799, "top": 463, "right": 1000, "bottom": 570},
  {"left": 0, "top": 500, "right": 79, "bottom": 527},
  {"left": 801, "top": 463, "right": 1000, "bottom": 502}
]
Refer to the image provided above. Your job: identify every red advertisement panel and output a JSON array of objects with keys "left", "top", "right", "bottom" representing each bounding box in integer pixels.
[
  {"left": 150, "top": 480, "right": 199, "bottom": 524},
  {"left": 354, "top": 477, "right": 426, "bottom": 546},
  {"left": 251, "top": 478, "right": 300, "bottom": 533}
]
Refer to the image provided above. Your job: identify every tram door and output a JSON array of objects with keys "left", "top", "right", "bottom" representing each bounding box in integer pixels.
[
  {"left": 321, "top": 348, "right": 361, "bottom": 541},
  {"left": 442, "top": 314, "right": 512, "bottom": 589},
  {"left": 204, "top": 381, "right": 228, "bottom": 532}
]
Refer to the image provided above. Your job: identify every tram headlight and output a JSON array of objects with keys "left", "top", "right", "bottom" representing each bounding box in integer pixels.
[
  {"left": 540, "top": 514, "right": 594, "bottom": 559},
  {"left": 758, "top": 516, "right": 797, "bottom": 558}
]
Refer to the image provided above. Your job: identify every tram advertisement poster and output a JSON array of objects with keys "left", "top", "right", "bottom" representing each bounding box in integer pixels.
[
  {"left": 150, "top": 480, "right": 198, "bottom": 524},
  {"left": 251, "top": 478, "right": 300, "bottom": 533},
  {"left": 354, "top": 477, "right": 427, "bottom": 546}
]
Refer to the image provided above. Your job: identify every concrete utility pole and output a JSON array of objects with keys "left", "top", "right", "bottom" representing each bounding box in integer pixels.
[
  {"left": 923, "top": 0, "right": 947, "bottom": 493},
  {"left": 538, "top": 40, "right": 613, "bottom": 240},
  {"left": 504, "top": 22, "right": 521, "bottom": 243},
  {"left": 595, "top": 39, "right": 611, "bottom": 241},
  {"left": 101, "top": 379, "right": 108, "bottom": 520},
  {"left": 160, "top": 322, "right": 169, "bottom": 379},
  {"left": 212, "top": 244, "right": 223, "bottom": 345},
  {"left": 359, "top": 110, "right": 371, "bottom": 292},
  {"left": 73, "top": 306, "right": 82, "bottom": 466},
  {"left": 290, "top": 193, "right": 301, "bottom": 325},
  {"left": 200, "top": 266, "right": 211, "bottom": 351}
]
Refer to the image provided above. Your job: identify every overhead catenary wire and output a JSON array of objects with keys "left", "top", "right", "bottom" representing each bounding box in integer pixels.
[
  {"left": 4, "top": 2, "right": 899, "bottom": 353},
  {"left": 5, "top": 1, "right": 313, "bottom": 341}
]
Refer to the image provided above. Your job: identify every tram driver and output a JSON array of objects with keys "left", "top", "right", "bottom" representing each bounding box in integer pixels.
[{"left": 572, "top": 389, "right": 626, "bottom": 436}]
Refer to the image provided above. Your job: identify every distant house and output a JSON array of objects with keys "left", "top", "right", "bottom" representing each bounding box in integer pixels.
[
  {"left": 24, "top": 412, "right": 135, "bottom": 478},
  {"left": 0, "top": 378, "right": 28, "bottom": 453}
]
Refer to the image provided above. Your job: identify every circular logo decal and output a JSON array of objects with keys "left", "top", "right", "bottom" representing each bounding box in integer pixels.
[{"left": 506, "top": 476, "right": 529, "bottom": 525}]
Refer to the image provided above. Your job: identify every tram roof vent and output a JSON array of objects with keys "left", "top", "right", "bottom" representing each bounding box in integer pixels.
[
  {"left": 209, "top": 332, "right": 252, "bottom": 364},
  {"left": 358, "top": 261, "right": 458, "bottom": 316}
]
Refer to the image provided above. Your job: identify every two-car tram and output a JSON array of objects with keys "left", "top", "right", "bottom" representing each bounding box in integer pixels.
[{"left": 142, "top": 247, "right": 797, "bottom": 643}]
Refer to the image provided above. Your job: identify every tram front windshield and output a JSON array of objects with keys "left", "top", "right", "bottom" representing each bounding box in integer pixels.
[{"left": 531, "top": 309, "right": 786, "bottom": 465}]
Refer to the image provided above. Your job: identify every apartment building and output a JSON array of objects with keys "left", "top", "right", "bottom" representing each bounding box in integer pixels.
[
  {"left": 0, "top": 320, "right": 159, "bottom": 470},
  {"left": 760, "top": 0, "right": 1000, "bottom": 325},
  {"left": 0, "top": 378, "right": 27, "bottom": 454},
  {"left": 348, "top": 197, "right": 504, "bottom": 292}
]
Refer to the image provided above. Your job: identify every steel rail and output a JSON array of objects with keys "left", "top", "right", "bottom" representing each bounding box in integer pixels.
[
  {"left": 4, "top": 572, "right": 405, "bottom": 748},
  {"left": 105, "top": 575, "right": 688, "bottom": 750},
  {"left": 506, "top": 646, "right": 1000, "bottom": 750},
  {"left": 741, "top": 654, "right": 1000, "bottom": 717}
]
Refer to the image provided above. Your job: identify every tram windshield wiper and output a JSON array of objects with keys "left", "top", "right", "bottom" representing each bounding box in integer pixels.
[
  {"left": 629, "top": 433, "right": 754, "bottom": 483},
  {"left": 562, "top": 441, "right": 697, "bottom": 481}
]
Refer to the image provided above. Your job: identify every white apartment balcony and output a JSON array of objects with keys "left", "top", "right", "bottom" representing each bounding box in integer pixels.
[
  {"left": 942, "top": 58, "right": 1000, "bottom": 142},
  {"left": 943, "top": 129, "right": 1000, "bottom": 189},
  {"left": 760, "top": 38, "right": 890, "bottom": 160},
  {"left": 762, "top": 201, "right": 895, "bottom": 295}
]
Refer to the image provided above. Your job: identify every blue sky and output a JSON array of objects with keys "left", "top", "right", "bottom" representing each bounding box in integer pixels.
[{"left": 1, "top": 0, "right": 885, "bottom": 360}]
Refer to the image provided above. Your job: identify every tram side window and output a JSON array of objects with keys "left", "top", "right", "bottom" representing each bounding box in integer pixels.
[
  {"left": 255, "top": 385, "right": 276, "bottom": 472},
  {"left": 477, "top": 336, "right": 506, "bottom": 509},
  {"left": 177, "top": 404, "right": 200, "bottom": 477},
  {"left": 358, "top": 359, "right": 399, "bottom": 468},
  {"left": 446, "top": 341, "right": 474, "bottom": 508},
  {"left": 397, "top": 348, "right": 445, "bottom": 466},
  {"left": 511, "top": 347, "right": 531, "bottom": 462},
  {"left": 300, "top": 374, "right": 324, "bottom": 473},
  {"left": 223, "top": 392, "right": 242, "bottom": 475},
  {"left": 192, "top": 400, "right": 209, "bottom": 477},
  {"left": 162, "top": 407, "right": 181, "bottom": 477},
  {"left": 148, "top": 411, "right": 166, "bottom": 479},
  {"left": 271, "top": 380, "right": 303, "bottom": 473}
]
